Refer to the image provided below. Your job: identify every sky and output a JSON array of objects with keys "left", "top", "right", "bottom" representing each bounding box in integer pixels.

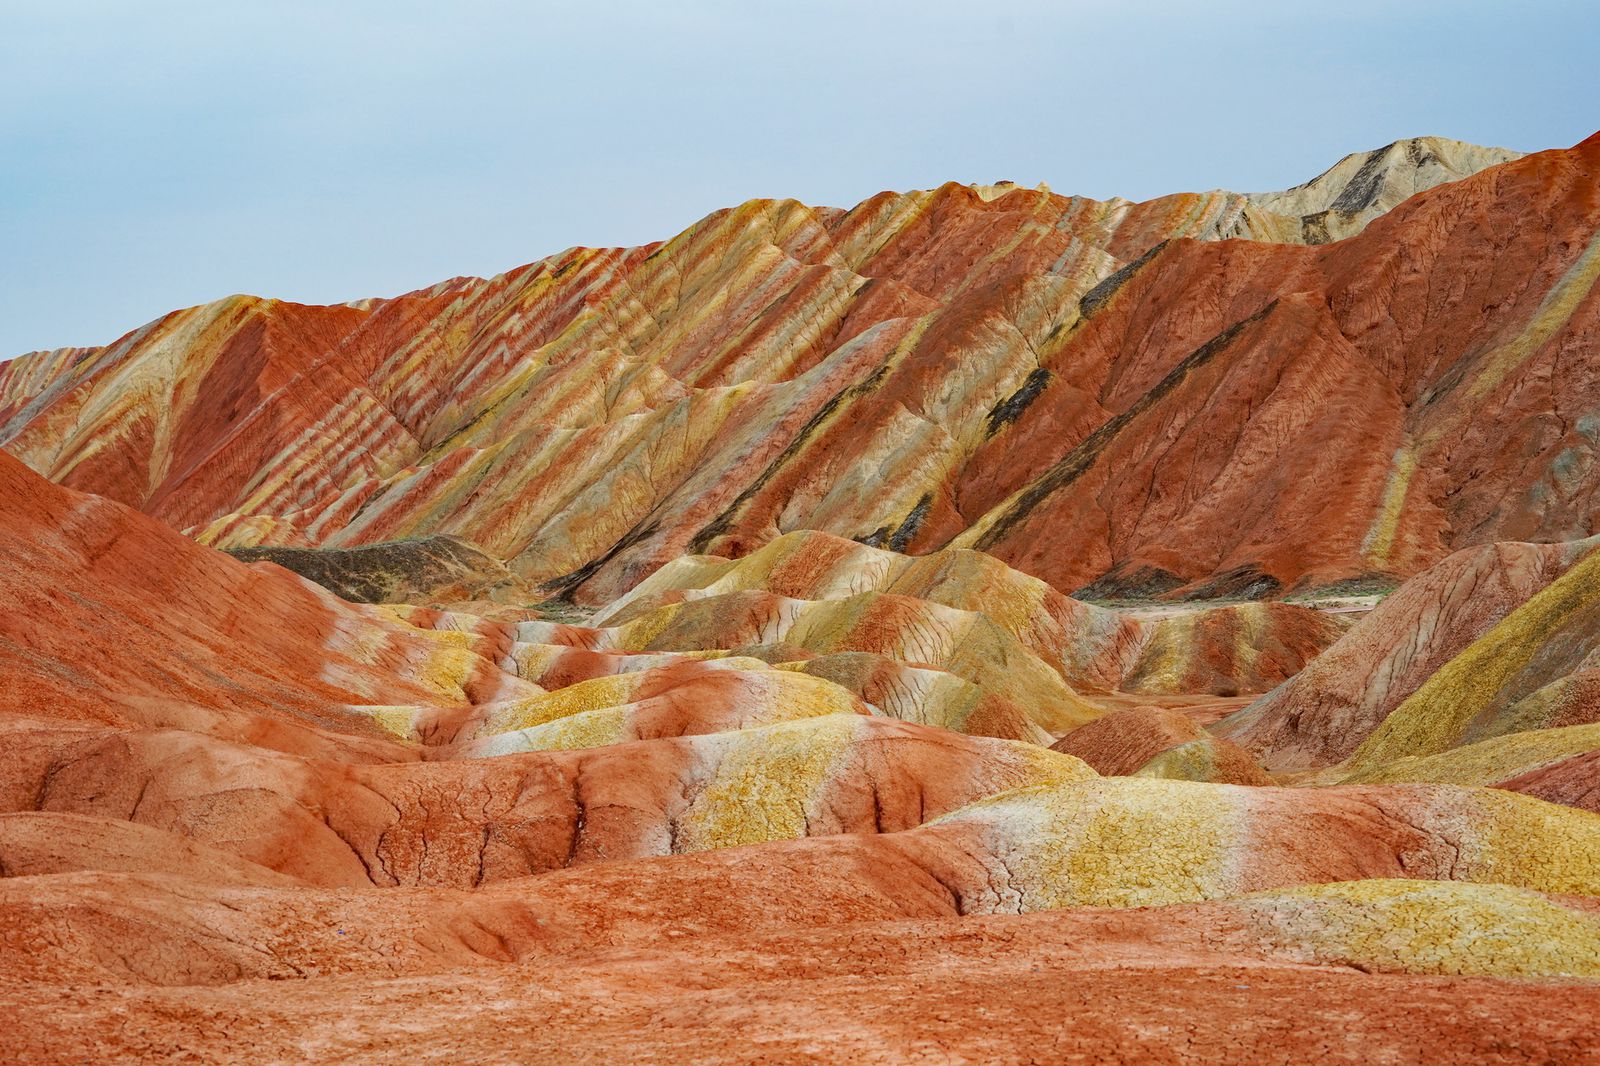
[{"left": 2, "top": 0, "right": 1596, "bottom": 357}]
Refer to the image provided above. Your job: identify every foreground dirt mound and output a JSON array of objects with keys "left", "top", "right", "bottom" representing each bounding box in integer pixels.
[
  {"left": 8, "top": 712, "right": 1091, "bottom": 888},
  {"left": 5, "top": 796, "right": 1600, "bottom": 1063},
  {"left": 8, "top": 875, "right": 1600, "bottom": 1064}
]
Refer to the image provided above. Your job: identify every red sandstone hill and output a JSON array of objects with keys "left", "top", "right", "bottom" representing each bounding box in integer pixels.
[
  {"left": 9, "top": 137, "right": 1600, "bottom": 1063},
  {"left": 1217, "top": 530, "right": 1600, "bottom": 811},
  {"left": 3, "top": 137, "right": 1592, "bottom": 605},
  {"left": 6, "top": 444, "right": 1600, "bottom": 1060}
]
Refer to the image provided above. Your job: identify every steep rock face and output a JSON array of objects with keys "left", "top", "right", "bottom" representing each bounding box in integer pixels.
[
  {"left": 1324, "top": 544, "right": 1600, "bottom": 809},
  {"left": 2, "top": 138, "right": 1571, "bottom": 605},
  {"left": 954, "top": 135, "right": 1600, "bottom": 596}
]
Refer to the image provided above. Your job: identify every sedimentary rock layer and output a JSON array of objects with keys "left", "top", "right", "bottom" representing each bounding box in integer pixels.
[
  {"left": 3, "top": 450, "right": 1599, "bottom": 1063},
  {"left": 10, "top": 135, "right": 1600, "bottom": 1065},
  {"left": 0, "top": 451, "right": 533, "bottom": 748},
  {"left": 5, "top": 136, "right": 1581, "bottom": 606},
  {"left": 600, "top": 528, "right": 1346, "bottom": 699},
  {"left": 1219, "top": 532, "right": 1600, "bottom": 812}
]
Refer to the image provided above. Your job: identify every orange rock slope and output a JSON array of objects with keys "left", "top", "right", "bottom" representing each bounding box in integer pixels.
[
  {"left": 5, "top": 136, "right": 1591, "bottom": 606},
  {"left": 1218, "top": 530, "right": 1600, "bottom": 812},
  {"left": 5, "top": 420, "right": 1600, "bottom": 1061},
  {"left": 7, "top": 134, "right": 1600, "bottom": 1063}
]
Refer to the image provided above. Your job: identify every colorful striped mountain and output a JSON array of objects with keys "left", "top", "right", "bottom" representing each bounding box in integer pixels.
[
  {"left": 6, "top": 134, "right": 1600, "bottom": 1063},
  {"left": 10, "top": 136, "right": 1590, "bottom": 608}
]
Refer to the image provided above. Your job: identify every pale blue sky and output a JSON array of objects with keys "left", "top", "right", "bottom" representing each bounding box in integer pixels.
[{"left": 3, "top": 0, "right": 1596, "bottom": 357}]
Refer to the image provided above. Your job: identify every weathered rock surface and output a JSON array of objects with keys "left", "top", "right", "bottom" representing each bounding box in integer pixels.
[
  {"left": 1220, "top": 533, "right": 1600, "bottom": 807},
  {"left": 1218, "top": 538, "right": 1597, "bottom": 771},
  {"left": 0, "top": 450, "right": 532, "bottom": 747},
  {"left": 3, "top": 137, "right": 1576, "bottom": 606},
  {"left": 1119, "top": 601, "right": 1350, "bottom": 696},
  {"left": 7, "top": 135, "right": 1600, "bottom": 1064},
  {"left": 7, "top": 873, "right": 1600, "bottom": 1064},
  {"left": 601, "top": 528, "right": 1347, "bottom": 701},
  {"left": 1052, "top": 705, "right": 1271, "bottom": 784},
  {"left": 1246, "top": 137, "right": 1523, "bottom": 241}
]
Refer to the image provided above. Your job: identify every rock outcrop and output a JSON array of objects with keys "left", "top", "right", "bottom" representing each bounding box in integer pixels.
[{"left": 1245, "top": 137, "right": 1523, "bottom": 242}]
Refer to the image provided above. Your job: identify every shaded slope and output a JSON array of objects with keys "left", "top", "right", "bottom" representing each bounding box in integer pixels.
[{"left": 225, "top": 534, "right": 535, "bottom": 605}]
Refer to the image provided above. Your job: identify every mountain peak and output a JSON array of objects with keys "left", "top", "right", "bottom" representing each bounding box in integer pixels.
[{"left": 1247, "top": 136, "right": 1523, "bottom": 229}]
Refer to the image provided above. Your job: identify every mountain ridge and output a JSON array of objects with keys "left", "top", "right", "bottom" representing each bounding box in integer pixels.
[{"left": 2, "top": 134, "right": 1591, "bottom": 611}]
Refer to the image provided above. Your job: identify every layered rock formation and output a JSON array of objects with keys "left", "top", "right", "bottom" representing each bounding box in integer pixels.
[
  {"left": 1219, "top": 530, "right": 1600, "bottom": 812},
  {"left": 7, "top": 423, "right": 1600, "bottom": 1059},
  {"left": 1218, "top": 537, "right": 1600, "bottom": 771},
  {"left": 1245, "top": 137, "right": 1523, "bottom": 242},
  {"left": 7, "top": 134, "right": 1600, "bottom": 1064},
  {"left": 1051, "top": 705, "right": 1272, "bottom": 784},
  {"left": 5, "top": 135, "right": 1580, "bottom": 607},
  {"left": 0, "top": 451, "right": 533, "bottom": 747}
]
